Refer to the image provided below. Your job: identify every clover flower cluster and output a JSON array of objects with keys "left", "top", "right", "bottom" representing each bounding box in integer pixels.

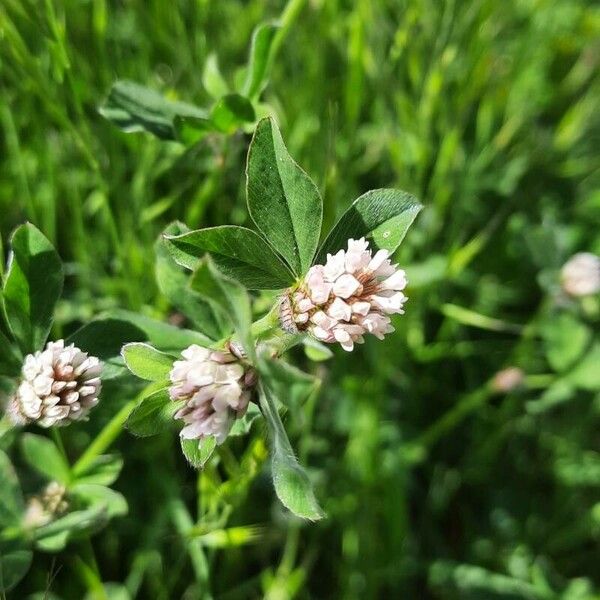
[
  {"left": 23, "top": 481, "right": 68, "bottom": 529},
  {"left": 286, "top": 238, "right": 408, "bottom": 351},
  {"left": 169, "top": 345, "right": 256, "bottom": 444},
  {"left": 9, "top": 340, "right": 102, "bottom": 428},
  {"left": 561, "top": 252, "right": 600, "bottom": 297}
]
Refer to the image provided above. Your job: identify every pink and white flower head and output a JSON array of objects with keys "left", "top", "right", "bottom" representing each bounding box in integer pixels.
[
  {"left": 561, "top": 253, "right": 600, "bottom": 297},
  {"left": 286, "top": 237, "right": 408, "bottom": 351},
  {"left": 169, "top": 345, "right": 256, "bottom": 444},
  {"left": 10, "top": 340, "right": 102, "bottom": 427}
]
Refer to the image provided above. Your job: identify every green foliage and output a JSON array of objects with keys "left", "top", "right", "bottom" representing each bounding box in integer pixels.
[
  {"left": 20, "top": 434, "right": 71, "bottom": 485},
  {"left": 0, "top": 449, "right": 23, "bottom": 527},
  {"left": 166, "top": 225, "right": 294, "bottom": 289},
  {"left": 242, "top": 22, "right": 280, "bottom": 99},
  {"left": 210, "top": 94, "right": 255, "bottom": 134},
  {"left": 68, "top": 310, "right": 211, "bottom": 358},
  {"left": 316, "top": 189, "right": 422, "bottom": 263},
  {"left": 99, "top": 80, "right": 209, "bottom": 141},
  {"left": 258, "top": 383, "right": 324, "bottom": 521},
  {"left": 247, "top": 117, "right": 323, "bottom": 275},
  {"left": 181, "top": 437, "right": 217, "bottom": 470},
  {"left": 126, "top": 388, "right": 181, "bottom": 437},
  {"left": 189, "top": 258, "right": 255, "bottom": 360},
  {"left": 1, "top": 0, "right": 599, "bottom": 597},
  {"left": 121, "top": 343, "right": 174, "bottom": 382},
  {"left": 72, "top": 454, "right": 123, "bottom": 486},
  {"left": 0, "top": 540, "right": 32, "bottom": 594},
  {"left": 2, "top": 224, "right": 63, "bottom": 354},
  {"left": 155, "top": 223, "right": 228, "bottom": 341}
]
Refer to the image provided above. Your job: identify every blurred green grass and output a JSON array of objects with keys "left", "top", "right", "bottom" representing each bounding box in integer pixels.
[{"left": 1, "top": 0, "right": 599, "bottom": 598}]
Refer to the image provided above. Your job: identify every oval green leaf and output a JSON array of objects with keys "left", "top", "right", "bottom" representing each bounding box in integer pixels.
[
  {"left": 3, "top": 223, "right": 63, "bottom": 354},
  {"left": 166, "top": 225, "right": 294, "bottom": 290},
  {"left": 99, "top": 80, "right": 209, "bottom": 140},
  {"left": 122, "top": 343, "right": 175, "bottom": 382},
  {"left": 258, "top": 384, "right": 324, "bottom": 521},
  {"left": 246, "top": 117, "right": 323, "bottom": 275},
  {"left": 180, "top": 437, "right": 216, "bottom": 470},
  {"left": 21, "top": 433, "right": 71, "bottom": 485},
  {"left": 316, "top": 189, "right": 422, "bottom": 264},
  {"left": 242, "top": 21, "right": 280, "bottom": 99},
  {"left": 126, "top": 389, "right": 181, "bottom": 437}
]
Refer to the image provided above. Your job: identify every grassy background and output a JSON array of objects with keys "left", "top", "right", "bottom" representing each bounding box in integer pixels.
[{"left": 1, "top": 0, "right": 600, "bottom": 598}]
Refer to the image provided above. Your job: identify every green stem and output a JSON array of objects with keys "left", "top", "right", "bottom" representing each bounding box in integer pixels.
[
  {"left": 71, "top": 545, "right": 108, "bottom": 600},
  {"left": 72, "top": 399, "right": 137, "bottom": 477},
  {"left": 169, "top": 499, "right": 212, "bottom": 599},
  {"left": 272, "top": 0, "right": 307, "bottom": 60},
  {"left": 525, "top": 374, "right": 555, "bottom": 389},
  {"left": 414, "top": 385, "right": 492, "bottom": 449}
]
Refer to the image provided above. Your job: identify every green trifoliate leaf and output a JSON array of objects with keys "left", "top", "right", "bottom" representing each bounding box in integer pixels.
[
  {"left": 126, "top": 389, "right": 181, "bottom": 437},
  {"left": 180, "top": 437, "right": 216, "bottom": 469},
  {"left": 99, "top": 80, "right": 209, "bottom": 140},
  {"left": 3, "top": 223, "right": 63, "bottom": 354},
  {"left": 316, "top": 189, "right": 422, "bottom": 264},
  {"left": 166, "top": 225, "right": 294, "bottom": 290},
  {"left": 258, "top": 383, "right": 324, "bottom": 521},
  {"left": 190, "top": 258, "right": 255, "bottom": 362},
  {"left": 247, "top": 117, "right": 323, "bottom": 275},
  {"left": 242, "top": 21, "right": 280, "bottom": 99},
  {"left": 210, "top": 94, "right": 255, "bottom": 133},
  {"left": 157, "top": 224, "right": 229, "bottom": 341},
  {"left": 0, "top": 450, "right": 23, "bottom": 527},
  {"left": 20, "top": 434, "right": 71, "bottom": 485},
  {"left": 122, "top": 343, "right": 175, "bottom": 382}
]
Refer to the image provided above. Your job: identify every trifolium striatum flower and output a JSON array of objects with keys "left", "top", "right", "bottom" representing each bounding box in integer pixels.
[
  {"left": 282, "top": 237, "right": 408, "bottom": 351},
  {"left": 561, "top": 252, "right": 600, "bottom": 297},
  {"left": 9, "top": 340, "right": 102, "bottom": 427},
  {"left": 169, "top": 345, "right": 256, "bottom": 444}
]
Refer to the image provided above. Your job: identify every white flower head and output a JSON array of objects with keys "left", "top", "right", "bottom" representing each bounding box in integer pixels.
[
  {"left": 561, "top": 252, "right": 600, "bottom": 297},
  {"left": 491, "top": 367, "right": 525, "bottom": 393},
  {"left": 169, "top": 345, "right": 256, "bottom": 445},
  {"left": 287, "top": 237, "right": 408, "bottom": 351},
  {"left": 10, "top": 340, "right": 102, "bottom": 428},
  {"left": 22, "top": 481, "right": 68, "bottom": 530}
]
